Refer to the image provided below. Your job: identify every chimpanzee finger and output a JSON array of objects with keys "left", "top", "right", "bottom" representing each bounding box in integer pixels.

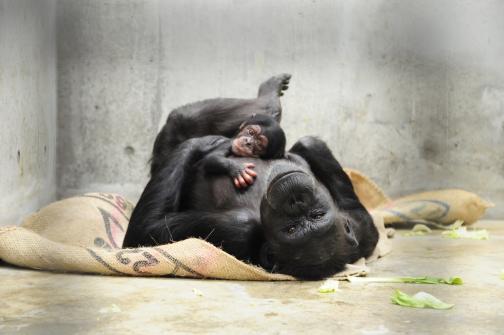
[
  {"left": 237, "top": 175, "right": 247, "bottom": 188},
  {"left": 241, "top": 171, "right": 254, "bottom": 184},
  {"left": 244, "top": 163, "right": 255, "bottom": 169},
  {"left": 244, "top": 168, "right": 257, "bottom": 177},
  {"left": 233, "top": 178, "right": 241, "bottom": 189}
]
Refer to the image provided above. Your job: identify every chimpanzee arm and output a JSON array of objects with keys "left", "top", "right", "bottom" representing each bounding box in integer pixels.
[
  {"left": 288, "top": 136, "right": 378, "bottom": 258},
  {"left": 124, "top": 209, "right": 263, "bottom": 263},
  {"left": 289, "top": 136, "right": 362, "bottom": 210},
  {"left": 200, "top": 143, "right": 235, "bottom": 174},
  {"left": 202, "top": 146, "right": 257, "bottom": 188},
  {"left": 123, "top": 136, "right": 226, "bottom": 247}
]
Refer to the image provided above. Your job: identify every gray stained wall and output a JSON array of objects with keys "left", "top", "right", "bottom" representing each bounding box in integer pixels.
[
  {"left": 1, "top": 0, "right": 503, "bottom": 224},
  {"left": 0, "top": 0, "right": 57, "bottom": 225}
]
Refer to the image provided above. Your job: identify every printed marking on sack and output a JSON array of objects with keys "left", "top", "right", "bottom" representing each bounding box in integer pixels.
[
  {"left": 115, "top": 249, "right": 160, "bottom": 274},
  {"left": 82, "top": 194, "right": 131, "bottom": 221},
  {"left": 86, "top": 249, "right": 127, "bottom": 275},
  {"left": 153, "top": 247, "right": 204, "bottom": 278},
  {"left": 381, "top": 200, "right": 450, "bottom": 221},
  {"left": 97, "top": 207, "right": 124, "bottom": 249}
]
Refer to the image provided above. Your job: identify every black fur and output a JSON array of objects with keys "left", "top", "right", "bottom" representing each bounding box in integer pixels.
[
  {"left": 193, "top": 136, "right": 254, "bottom": 183},
  {"left": 123, "top": 74, "right": 378, "bottom": 280},
  {"left": 150, "top": 74, "right": 292, "bottom": 176}
]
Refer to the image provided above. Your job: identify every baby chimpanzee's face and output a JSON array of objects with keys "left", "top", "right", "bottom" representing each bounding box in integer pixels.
[{"left": 231, "top": 124, "right": 269, "bottom": 158}]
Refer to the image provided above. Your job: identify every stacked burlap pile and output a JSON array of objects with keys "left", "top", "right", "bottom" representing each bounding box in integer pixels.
[
  {"left": 344, "top": 168, "right": 493, "bottom": 225},
  {"left": 0, "top": 169, "right": 492, "bottom": 280}
]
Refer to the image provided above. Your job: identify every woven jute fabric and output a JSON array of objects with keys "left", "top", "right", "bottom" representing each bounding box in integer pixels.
[
  {"left": 344, "top": 168, "right": 493, "bottom": 225},
  {"left": 0, "top": 192, "right": 387, "bottom": 280},
  {"left": 0, "top": 169, "right": 490, "bottom": 280}
]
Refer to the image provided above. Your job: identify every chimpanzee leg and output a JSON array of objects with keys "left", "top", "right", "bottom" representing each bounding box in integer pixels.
[
  {"left": 151, "top": 74, "right": 291, "bottom": 176},
  {"left": 255, "top": 73, "right": 291, "bottom": 123},
  {"left": 151, "top": 98, "right": 258, "bottom": 176},
  {"left": 257, "top": 73, "right": 291, "bottom": 98}
]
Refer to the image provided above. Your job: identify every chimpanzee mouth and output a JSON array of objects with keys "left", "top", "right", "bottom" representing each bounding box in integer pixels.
[{"left": 267, "top": 170, "right": 306, "bottom": 192}]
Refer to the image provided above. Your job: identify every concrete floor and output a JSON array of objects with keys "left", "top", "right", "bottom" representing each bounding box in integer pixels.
[{"left": 1, "top": 220, "right": 503, "bottom": 335}]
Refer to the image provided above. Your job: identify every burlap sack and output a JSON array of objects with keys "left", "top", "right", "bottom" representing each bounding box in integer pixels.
[
  {"left": 373, "top": 189, "right": 494, "bottom": 225},
  {"left": 344, "top": 168, "right": 390, "bottom": 210},
  {"left": 0, "top": 168, "right": 489, "bottom": 279},
  {"left": 0, "top": 193, "right": 387, "bottom": 280},
  {"left": 344, "top": 169, "right": 493, "bottom": 225}
]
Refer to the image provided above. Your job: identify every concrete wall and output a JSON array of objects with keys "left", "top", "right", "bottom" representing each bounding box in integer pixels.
[
  {"left": 54, "top": 1, "right": 504, "bottom": 219},
  {"left": 0, "top": 0, "right": 57, "bottom": 225}
]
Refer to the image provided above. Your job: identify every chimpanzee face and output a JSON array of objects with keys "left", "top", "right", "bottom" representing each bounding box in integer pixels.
[
  {"left": 231, "top": 124, "right": 269, "bottom": 158},
  {"left": 259, "top": 163, "right": 359, "bottom": 279}
]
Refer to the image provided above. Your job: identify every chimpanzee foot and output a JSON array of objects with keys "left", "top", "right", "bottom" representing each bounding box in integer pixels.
[{"left": 258, "top": 74, "right": 291, "bottom": 97}]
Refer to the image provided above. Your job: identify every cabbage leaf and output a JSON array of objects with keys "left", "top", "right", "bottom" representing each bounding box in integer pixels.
[
  {"left": 348, "top": 276, "right": 462, "bottom": 285},
  {"left": 391, "top": 290, "right": 454, "bottom": 309}
]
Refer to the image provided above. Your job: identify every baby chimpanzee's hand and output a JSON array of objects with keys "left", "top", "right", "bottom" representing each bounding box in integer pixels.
[{"left": 233, "top": 163, "right": 257, "bottom": 189}]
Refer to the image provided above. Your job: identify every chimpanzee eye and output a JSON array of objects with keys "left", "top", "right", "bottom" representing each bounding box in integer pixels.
[
  {"left": 285, "top": 225, "right": 296, "bottom": 234},
  {"left": 248, "top": 128, "right": 255, "bottom": 136},
  {"left": 344, "top": 218, "right": 352, "bottom": 234},
  {"left": 310, "top": 211, "right": 325, "bottom": 220}
]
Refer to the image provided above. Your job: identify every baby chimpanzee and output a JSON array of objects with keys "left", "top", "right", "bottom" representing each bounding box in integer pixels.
[{"left": 202, "top": 114, "right": 286, "bottom": 189}]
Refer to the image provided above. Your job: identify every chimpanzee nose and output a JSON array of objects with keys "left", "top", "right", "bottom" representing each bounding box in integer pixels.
[
  {"left": 289, "top": 195, "right": 304, "bottom": 206},
  {"left": 287, "top": 193, "right": 309, "bottom": 211}
]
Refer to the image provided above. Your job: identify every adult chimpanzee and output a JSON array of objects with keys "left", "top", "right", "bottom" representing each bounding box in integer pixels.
[{"left": 123, "top": 74, "right": 378, "bottom": 279}]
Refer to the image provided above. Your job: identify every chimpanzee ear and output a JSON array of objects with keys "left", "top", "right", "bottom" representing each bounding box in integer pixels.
[
  {"left": 259, "top": 242, "right": 275, "bottom": 271},
  {"left": 344, "top": 219, "right": 359, "bottom": 247}
]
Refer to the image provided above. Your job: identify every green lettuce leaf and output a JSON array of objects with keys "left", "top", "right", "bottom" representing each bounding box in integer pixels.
[
  {"left": 391, "top": 290, "right": 454, "bottom": 309},
  {"left": 192, "top": 288, "right": 204, "bottom": 297},
  {"left": 318, "top": 279, "right": 340, "bottom": 293},
  {"left": 403, "top": 224, "right": 433, "bottom": 237},
  {"left": 348, "top": 276, "right": 463, "bottom": 285},
  {"left": 447, "top": 220, "right": 464, "bottom": 230},
  {"left": 442, "top": 227, "right": 489, "bottom": 240}
]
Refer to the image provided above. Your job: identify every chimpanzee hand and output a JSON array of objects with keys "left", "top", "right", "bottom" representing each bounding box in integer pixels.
[{"left": 232, "top": 163, "right": 257, "bottom": 189}]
